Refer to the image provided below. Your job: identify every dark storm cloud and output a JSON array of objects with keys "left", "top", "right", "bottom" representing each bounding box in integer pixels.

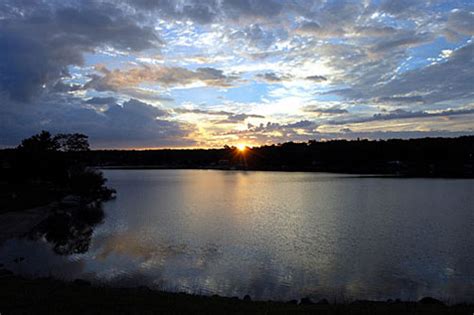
[
  {"left": 0, "top": 2, "right": 158, "bottom": 102},
  {"left": 85, "top": 97, "right": 117, "bottom": 105},
  {"left": 0, "top": 97, "right": 194, "bottom": 148},
  {"left": 50, "top": 82, "right": 83, "bottom": 93},
  {"left": 112, "top": 99, "right": 170, "bottom": 118}
]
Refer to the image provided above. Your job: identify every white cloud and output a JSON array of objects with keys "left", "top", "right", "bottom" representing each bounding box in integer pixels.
[{"left": 1, "top": 0, "right": 473, "bottom": 147}]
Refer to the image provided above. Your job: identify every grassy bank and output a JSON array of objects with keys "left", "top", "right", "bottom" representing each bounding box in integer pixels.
[{"left": 0, "top": 272, "right": 472, "bottom": 314}]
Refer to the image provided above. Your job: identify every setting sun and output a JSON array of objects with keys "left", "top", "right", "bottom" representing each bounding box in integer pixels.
[{"left": 236, "top": 143, "right": 247, "bottom": 152}]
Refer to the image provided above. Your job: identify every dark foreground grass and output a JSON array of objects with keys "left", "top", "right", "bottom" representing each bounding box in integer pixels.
[{"left": 0, "top": 272, "right": 473, "bottom": 315}]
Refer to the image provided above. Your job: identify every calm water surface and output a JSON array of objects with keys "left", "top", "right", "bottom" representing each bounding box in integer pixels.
[{"left": 1, "top": 170, "right": 473, "bottom": 302}]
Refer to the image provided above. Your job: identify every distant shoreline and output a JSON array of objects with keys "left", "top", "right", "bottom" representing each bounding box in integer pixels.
[
  {"left": 3, "top": 136, "right": 473, "bottom": 178},
  {"left": 97, "top": 165, "right": 474, "bottom": 179}
]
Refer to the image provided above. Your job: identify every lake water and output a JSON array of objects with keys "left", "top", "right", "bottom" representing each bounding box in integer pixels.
[{"left": 1, "top": 170, "right": 473, "bottom": 302}]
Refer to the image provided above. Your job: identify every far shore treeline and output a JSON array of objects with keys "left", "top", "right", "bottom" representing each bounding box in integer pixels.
[{"left": 2, "top": 132, "right": 473, "bottom": 179}]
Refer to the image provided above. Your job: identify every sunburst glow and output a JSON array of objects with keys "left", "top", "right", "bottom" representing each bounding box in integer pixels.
[{"left": 236, "top": 143, "right": 247, "bottom": 152}]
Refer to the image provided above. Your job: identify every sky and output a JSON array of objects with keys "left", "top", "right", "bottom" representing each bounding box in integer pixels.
[{"left": 0, "top": 0, "right": 473, "bottom": 149}]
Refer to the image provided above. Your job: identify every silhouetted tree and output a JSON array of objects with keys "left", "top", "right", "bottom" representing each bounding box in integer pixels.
[
  {"left": 55, "top": 133, "right": 90, "bottom": 152},
  {"left": 71, "top": 136, "right": 474, "bottom": 177},
  {"left": 17, "top": 130, "right": 60, "bottom": 152},
  {"left": 1, "top": 131, "right": 114, "bottom": 212}
]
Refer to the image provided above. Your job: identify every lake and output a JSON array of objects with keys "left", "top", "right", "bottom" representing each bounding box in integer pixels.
[{"left": 1, "top": 170, "right": 473, "bottom": 302}]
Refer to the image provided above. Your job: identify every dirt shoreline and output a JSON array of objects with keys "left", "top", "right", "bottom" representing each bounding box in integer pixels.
[
  {"left": 0, "top": 271, "right": 472, "bottom": 314},
  {"left": 0, "top": 203, "right": 53, "bottom": 245}
]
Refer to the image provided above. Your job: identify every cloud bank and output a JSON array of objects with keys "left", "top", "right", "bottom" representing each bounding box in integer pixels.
[{"left": 0, "top": 0, "right": 473, "bottom": 148}]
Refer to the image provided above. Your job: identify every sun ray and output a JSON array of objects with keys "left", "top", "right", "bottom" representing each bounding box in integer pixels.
[{"left": 236, "top": 143, "right": 247, "bottom": 152}]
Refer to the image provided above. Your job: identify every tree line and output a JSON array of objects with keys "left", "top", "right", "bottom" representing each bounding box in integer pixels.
[{"left": 83, "top": 136, "right": 474, "bottom": 177}]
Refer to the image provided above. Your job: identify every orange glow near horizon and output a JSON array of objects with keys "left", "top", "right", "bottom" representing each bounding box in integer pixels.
[{"left": 236, "top": 143, "right": 247, "bottom": 152}]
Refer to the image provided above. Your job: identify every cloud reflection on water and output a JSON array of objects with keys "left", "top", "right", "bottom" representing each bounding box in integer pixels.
[{"left": 0, "top": 170, "right": 473, "bottom": 302}]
